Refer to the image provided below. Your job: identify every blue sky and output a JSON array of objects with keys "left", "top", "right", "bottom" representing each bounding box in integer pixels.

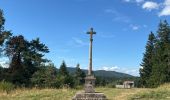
[{"left": 0, "top": 0, "right": 170, "bottom": 76}]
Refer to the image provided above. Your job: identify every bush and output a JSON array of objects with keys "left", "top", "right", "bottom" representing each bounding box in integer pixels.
[
  {"left": 0, "top": 81, "right": 15, "bottom": 94},
  {"left": 106, "top": 83, "right": 116, "bottom": 88}
]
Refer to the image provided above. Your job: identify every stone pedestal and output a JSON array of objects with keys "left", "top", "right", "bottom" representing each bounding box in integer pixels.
[
  {"left": 84, "top": 84, "right": 95, "bottom": 93},
  {"left": 84, "top": 75, "right": 96, "bottom": 93},
  {"left": 73, "top": 75, "right": 107, "bottom": 100},
  {"left": 85, "top": 75, "right": 96, "bottom": 87},
  {"left": 72, "top": 92, "right": 107, "bottom": 100}
]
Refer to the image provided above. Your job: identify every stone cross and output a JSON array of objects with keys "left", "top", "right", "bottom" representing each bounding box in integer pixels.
[
  {"left": 87, "top": 28, "right": 96, "bottom": 76},
  {"left": 72, "top": 28, "right": 107, "bottom": 100}
]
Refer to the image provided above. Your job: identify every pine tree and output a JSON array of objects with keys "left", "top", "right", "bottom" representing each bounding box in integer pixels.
[
  {"left": 59, "top": 61, "right": 69, "bottom": 76},
  {"left": 149, "top": 20, "right": 170, "bottom": 87},
  {"left": 58, "top": 61, "right": 76, "bottom": 88},
  {"left": 140, "top": 32, "right": 156, "bottom": 87},
  {"left": 0, "top": 9, "right": 11, "bottom": 51},
  {"left": 75, "top": 63, "right": 85, "bottom": 85},
  {"left": 4, "top": 35, "right": 49, "bottom": 85},
  {"left": 31, "top": 63, "right": 58, "bottom": 88},
  {"left": 5, "top": 35, "right": 27, "bottom": 73},
  {"left": 0, "top": 9, "right": 5, "bottom": 33}
]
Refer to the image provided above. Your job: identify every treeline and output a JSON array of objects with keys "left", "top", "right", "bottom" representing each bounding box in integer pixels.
[{"left": 140, "top": 20, "right": 170, "bottom": 88}]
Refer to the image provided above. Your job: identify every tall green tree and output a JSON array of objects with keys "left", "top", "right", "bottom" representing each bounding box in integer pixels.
[
  {"left": 0, "top": 9, "right": 5, "bottom": 34},
  {"left": 27, "top": 38, "right": 49, "bottom": 66},
  {"left": 59, "top": 61, "right": 69, "bottom": 76},
  {"left": 139, "top": 20, "right": 170, "bottom": 88},
  {"left": 150, "top": 20, "right": 170, "bottom": 87},
  {"left": 57, "top": 61, "right": 75, "bottom": 88},
  {"left": 139, "top": 32, "right": 156, "bottom": 87},
  {"left": 31, "top": 63, "right": 58, "bottom": 88},
  {"left": 5, "top": 35, "right": 27, "bottom": 73},
  {"left": 74, "top": 63, "right": 85, "bottom": 85},
  {"left": 0, "top": 9, "right": 11, "bottom": 52},
  {"left": 4, "top": 35, "right": 29, "bottom": 85},
  {"left": 0, "top": 66, "right": 3, "bottom": 80},
  {"left": 5, "top": 35, "right": 49, "bottom": 86}
]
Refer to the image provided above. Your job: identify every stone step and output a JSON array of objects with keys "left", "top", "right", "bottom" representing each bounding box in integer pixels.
[{"left": 72, "top": 92, "right": 107, "bottom": 100}]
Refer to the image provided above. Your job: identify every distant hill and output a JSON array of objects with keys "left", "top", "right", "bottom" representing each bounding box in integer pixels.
[{"left": 67, "top": 67, "right": 134, "bottom": 79}]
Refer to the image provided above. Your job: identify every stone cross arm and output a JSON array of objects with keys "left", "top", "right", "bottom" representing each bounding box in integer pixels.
[{"left": 86, "top": 28, "right": 96, "bottom": 35}]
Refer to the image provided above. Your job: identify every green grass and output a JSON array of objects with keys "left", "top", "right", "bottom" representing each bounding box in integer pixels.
[
  {"left": 0, "top": 84, "right": 170, "bottom": 100},
  {"left": 129, "top": 84, "right": 170, "bottom": 100},
  {"left": 0, "top": 81, "right": 15, "bottom": 94},
  {"left": 0, "top": 88, "right": 77, "bottom": 100}
]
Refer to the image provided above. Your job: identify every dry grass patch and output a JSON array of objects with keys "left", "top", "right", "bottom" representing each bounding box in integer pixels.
[
  {"left": 129, "top": 84, "right": 170, "bottom": 100},
  {"left": 0, "top": 88, "right": 77, "bottom": 100},
  {"left": 0, "top": 84, "right": 170, "bottom": 100}
]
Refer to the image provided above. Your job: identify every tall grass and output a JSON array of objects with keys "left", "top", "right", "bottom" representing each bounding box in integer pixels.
[
  {"left": 0, "top": 81, "right": 15, "bottom": 94},
  {"left": 129, "top": 83, "right": 170, "bottom": 100},
  {"left": 0, "top": 84, "right": 169, "bottom": 100},
  {"left": 0, "top": 88, "right": 78, "bottom": 100}
]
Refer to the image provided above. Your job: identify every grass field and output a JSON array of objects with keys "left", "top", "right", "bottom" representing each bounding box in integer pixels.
[{"left": 0, "top": 84, "right": 170, "bottom": 100}]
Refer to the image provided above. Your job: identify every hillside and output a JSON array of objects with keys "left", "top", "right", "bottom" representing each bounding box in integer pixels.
[{"left": 67, "top": 67, "right": 134, "bottom": 78}]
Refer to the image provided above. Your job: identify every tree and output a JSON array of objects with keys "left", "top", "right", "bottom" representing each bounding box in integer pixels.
[
  {"left": 0, "top": 66, "right": 3, "bottom": 80},
  {"left": 22, "top": 38, "right": 49, "bottom": 86},
  {"left": 74, "top": 63, "right": 85, "bottom": 85},
  {"left": 59, "top": 61, "right": 69, "bottom": 76},
  {"left": 0, "top": 9, "right": 5, "bottom": 34},
  {"left": 4, "top": 35, "right": 49, "bottom": 86},
  {"left": 139, "top": 32, "right": 156, "bottom": 87},
  {"left": 95, "top": 76, "right": 107, "bottom": 86},
  {"left": 149, "top": 20, "right": 170, "bottom": 87},
  {"left": 5, "top": 35, "right": 27, "bottom": 72},
  {"left": 31, "top": 63, "right": 58, "bottom": 88},
  {"left": 27, "top": 38, "right": 49, "bottom": 66},
  {"left": 0, "top": 10, "right": 12, "bottom": 54},
  {"left": 57, "top": 61, "right": 75, "bottom": 88},
  {"left": 140, "top": 20, "right": 170, "bottom": 88}
]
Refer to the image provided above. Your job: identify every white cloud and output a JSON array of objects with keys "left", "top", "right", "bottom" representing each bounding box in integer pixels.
[
  {"left": 105, "top": 9, "right": 131, "bottom": 23},
  {"left": 142, "top": 1, "right": 159, "bottom": 11},
  {"left": 101, "top": 66, "right": 139, "bottom": 76},
  {"left": 165, "top": 0, "right": 170, "bottom": 5},
  {"left": 132, "top": 26, "right": 139, "bottom": 30},
  {"left": 72, "top": 37, "right": 86, "bottom": 45},
  {"left": 0, "top": 57, "right": 9, "bottom": 68},
  {"left": 102, "top": 66, "right": 119, "bottom": 71},
  {"left": 136, "top": 0, "right": 144, "bottom": 3},
  {"left": 124, "top": 0, "right": 170, "bottom": 17},
  {"left": 124, "top": 0, "right": 131, "bottom": 2},
  {"left": 113, "top": 16, "right": 131, "bottom": 23},
  {"left": 68, "top": 37, "right": 88, "bottom": 47},
  {"left": 105, "top": 9, "right": 118, "bottom": 15},
  {"left": 159, "top": 6, "right": 170, "bottom": 16},
  {"left": 143, "top": 24, "right": 147, "bottom": 28},
  {"left": 159, "top": 0, "right": 170, "bottom": 16},
  {"left": 130, "top": 24, "right": 140, "bottom": 30},
  {"left": 124, "top": 0, "right": 144, "bottom": 3}
]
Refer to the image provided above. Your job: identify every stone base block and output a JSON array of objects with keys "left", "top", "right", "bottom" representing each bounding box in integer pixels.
[{"left": 72, "top": 92, "right": 107, "bottom": 100}]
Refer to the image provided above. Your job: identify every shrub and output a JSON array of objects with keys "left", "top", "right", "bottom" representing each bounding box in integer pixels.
[
  {"left": 106, "top": 83, "right": 116, "bottom": 88},
  {"left": 0, "top": 81, "right": 15, "bottom": 94}
]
